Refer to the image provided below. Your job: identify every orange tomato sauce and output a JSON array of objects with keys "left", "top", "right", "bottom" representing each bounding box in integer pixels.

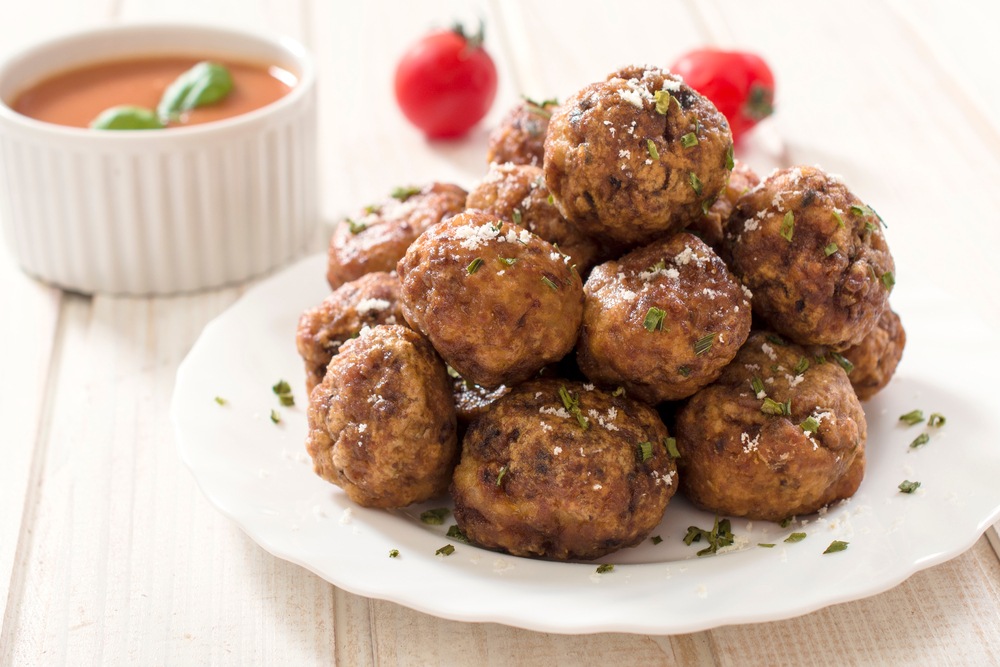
[{"left": 12, "top": 56, "right": 295, "bottom": 128}]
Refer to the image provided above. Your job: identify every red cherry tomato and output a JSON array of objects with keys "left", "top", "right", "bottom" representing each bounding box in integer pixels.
[
  {"left": 670, "top": 48, "right": 775, "bottom": 142},
  {"left": 394, "top": 23, "right": 498, "bottom": 139}
]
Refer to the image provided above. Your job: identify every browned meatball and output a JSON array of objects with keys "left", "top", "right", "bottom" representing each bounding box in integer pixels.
[
  {"left": 687, "top": 159, "right": 760, "bottom": 255},
  {"left": 305, "top": 325, "right": 458, "bottom": 508},
  {"left": 840, "top": 306, "right": 906, "bottom": 400},
  {"left": 544, "top": 65, "right": 733, "bottom": 248},
  {"left": 296, "top": 272, "right": 405, "bottom": 394},
  {"left": 577, "top": 233, "right": 751, "bottom": 403},
  {"left": 451, "top": 378, "right": 678, "bottom": 561},
  {"left": 397, "top": 210, "right": 584, "bottom": 389},
  {"left": 486, "top": 98, "right": 558, "bottom": 167},
  {"left": 466, "top": 162, "right": 602, "bottom": 273},
  {"left": 724, "top": 166, "right": 895, "bottom": 350},
  {"left": 674, "top": 331, "right": 867, "bottom": 522},
  {"left": 326, "top": 182, "right": 467, "bottom": 289}
]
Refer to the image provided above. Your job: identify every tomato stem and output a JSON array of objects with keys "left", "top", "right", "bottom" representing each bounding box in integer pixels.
[{"left": 451, "top": 19, "right": 485, "bottom": 50}]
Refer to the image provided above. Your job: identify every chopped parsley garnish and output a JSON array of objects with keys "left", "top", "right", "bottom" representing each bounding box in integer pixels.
[
  {"left": 681, "top": 132, "right": 699, "bottom": 148},
  {"left": 346, "top": 218, "right": 367, "bottom": 234},
  {"left": 928, "top": 413, "right": 946, "bottom": 428},
  {"left": 269, "top": 409, "right": 281, "bottom": 424},
  {"left": 824, "top": 242, "right": 839, "bottom": 257},
  {"left": 694, "top": 332, "right": 716, "bottom": 356},
  {"left": 646, "top": 139, "right": 660, "bottom": 160},
  {"left": 784, "top": 532, "right": 806, "bottom": 543},
  {"left": 793, "top": 357, "right": 810, "bottom": 375},
  {"left": 466, "top": 258, "right": 484, "bottom": 275},
  {"left": 779, "top": 517, "right": 794, "bottom": 528},
  {"left": 761, "top": 397, "right": 791, "bottom": 416},
  {"left": 611, "top": 386, "right": 626, "bottom": 397},
  {"left": 595, "top": 563, "right": 615, "bottom": 574},
  {"left": 766, "top": 334, "right": 788, "bottom": 346},
  {"left": 881, "top": 271, "right": 895, "bottom": 291},
  {"left": 541, "top": 276, "right": 559, "bottom": 291},
  {"left": 547, "top": 193, "right": 555, "bottom": 205},
  {"left": 678, "top": 366, "right": 691, "bottom": 377},
  {"left": 648, "top": 259, "right": 667, "bottom": 272},
  {"left": 363, "top": 204, "right": 380, "bottom": 215},
  {"left": 865, "top": 221, "right": 878, "bottom": 233},
  {"left": 830, "top": 352, "right": 855, "bottom": 374},
  {"left": 684, "top": 516, "right": 735, "bottom": 556},
  {"left": 664, "top": 436, "right": 681, "bottom": 459},
  {"left": 758, "top": 543, "right": 776, "bottom": 548},
  {"left": 558, "top": 385, "right": 590, "bottom": 430},
  {"left": 850, "top": 204, "right": 875, "bottom": 218},
  {"left": 512, "top": 208, "right": 523, "bottom": 225},
  {"left": 272, "top": 380, "right": 295, "bottom": 407},
  {"left": 391, "top": 185, "right": 421, "bottom": 201},
  {"left": 389, "top": 549, "right": 399, "bottom": 558},
  {"left": 496, "top": 464, "right": 509, "bottom": 487},
  {"left": 214, "top": 396, "right": 227, "bottom": 405},
  {"left": 651, "top": 535, "right": 663, "bottom": 545},
  {"left": 435, "top": 544, "right": 455, "bottom": 556},
  {"left": 800, "top": 416, "right": 820, "bottom": 433},
  {"left": 832, "top": 210, "right": 846, "bottom": 228},
  {"left": 654, "top": 89, "right": 672, "bottom": 114},
  {"left": 637, "top": 441, "right": 654, "bottom": 462},
  {"left": 751, "top": 376, "right": 766, "bottom": 397},
  {"left": 689, "top": 172, "right": 703, "bottom": 196},
  {"left": 643, "top": 306, "right": 667, "bottom": 332},
  {"left": 898, "top": 480, "right": 921, "bottom": 494},
  {"left": 725, "top": 143, "right": 734, "bottom": 170},
  {"left": 498, "top": 256, "right": 518, "bottom": 267},
  {"left": 899, "top": 409, "right": 925, "bottom": 426},
  {"left": 446, "top": 525, "right": 469, "bottom": 543},
  {"left": 779, "top": 210, "right": 795, "bottom": 242},
  {"left": 910, "top": 433, "right": 930, "bottom": 449},
  {"left": 523, "top": 96, "right": 556, "bottom": 117},
  {"left": 420, "top": 508, "right": 450, "bottom": 525},
  {"left": 824, "top": 540, "right": 849, "bottom": 554}
]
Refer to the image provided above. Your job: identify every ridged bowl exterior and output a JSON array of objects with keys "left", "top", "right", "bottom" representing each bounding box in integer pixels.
[{"left": 0, "top": 23, "right": 318, "bottom": 295}]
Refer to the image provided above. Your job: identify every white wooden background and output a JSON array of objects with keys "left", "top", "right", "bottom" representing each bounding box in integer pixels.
[{"left": 2, "top": 1, "right": 999, "bottom": 664}]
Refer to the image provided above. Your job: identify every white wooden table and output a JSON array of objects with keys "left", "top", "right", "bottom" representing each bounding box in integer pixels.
[{"left": 2, "top": 1, "right": 999, "bottom": 664}]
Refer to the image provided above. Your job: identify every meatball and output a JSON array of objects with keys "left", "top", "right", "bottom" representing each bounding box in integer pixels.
[
  {"left": 674, "top": 331, "right": 867, "bottom": 522},
  {"left": 326, "top": 182, "right": 467, "bottom": 289},
  {"left": 840, "top": 306, "right": 906, "bottom": 400},
  {"left": 486, "top": 98, "right": 559, "bottom": 167},
  {"left": 296, "top": 272, "right": 405, "bottom": 394},
  {"left": 544, "top": 65, "right": 733, "bottom": 248},
  {"left": 466, "top": 162, "right": 601, "bottom": 274},
  {"left": 577, "top": 233, "right": 752, "bottom": 403},
  {"left": 724, "top": 166, "right": 895, "bottom": 350},
  {"left": 687, "top": 159, "right": 760, "bottom": 255},
  {"left": 305, "top": 325, "right": 458, "bottom": 508},
  {"left": 451, "top": 378, "right": 678, "bottom": 561},
  {"left": 397, "top": 210, "right": 584, "bottom": 389}
]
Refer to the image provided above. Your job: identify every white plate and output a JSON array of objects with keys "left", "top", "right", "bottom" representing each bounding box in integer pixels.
[{"left": 172, "top": 252, "right": 1000, "bottom": 634}]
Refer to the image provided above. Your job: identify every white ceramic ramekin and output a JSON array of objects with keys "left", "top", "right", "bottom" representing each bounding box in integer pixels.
[{"left": 0, "top": 23, "right": 318, "bottom": 295}]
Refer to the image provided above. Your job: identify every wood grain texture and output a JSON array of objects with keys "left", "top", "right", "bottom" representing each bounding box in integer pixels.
[{"left": 1, "top": 1, "right": 998, "bottom": 665}]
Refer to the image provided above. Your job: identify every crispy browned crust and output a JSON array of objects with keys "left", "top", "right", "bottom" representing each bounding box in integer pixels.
[
  {"left": 687, "top": 159, "right": 760, "bottom": 256},
  {"left": 396, "top": 210, "right": 584, "bottom": 389},
  {"left": 486, "top": 99, "right": 558, "bottom": 167},
  {"left": 466, "top": 162, "right": 602, "bottom": 274},
  {"left": 305, "top": 325, "right": 458, "bottom": 508},
  {"left": 674, "top": 331, "right": 866, "bottom": 522},
  {"left": 841, "top": 306, "right": 906, "bottom": 400},
  {"left": 724, "top": 166, "right": 894, "bottom": 350},
  {"left": 577, "top": 232, "right": 751, "bottom": 403},
  {"left": 544, "top": 66, "right": 733, "bottom": 248},
  {"left": 295, "top": 272, "right": 405, "bottom": 394},
  {"left": 326, "top": 182, "right": 467, "bottom": 289},
  {"left": 451, "top": 378, "right": 678, "bottom": 561}
]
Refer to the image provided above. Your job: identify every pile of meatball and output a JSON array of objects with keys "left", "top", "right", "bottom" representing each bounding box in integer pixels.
[{"left": 297, "top": 65, "right": 904, "bottom": 561}]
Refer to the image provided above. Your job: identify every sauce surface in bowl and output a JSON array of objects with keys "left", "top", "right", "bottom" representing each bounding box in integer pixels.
[{"left": 12, "top": 56, "right": 296, "bottom": 128}]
